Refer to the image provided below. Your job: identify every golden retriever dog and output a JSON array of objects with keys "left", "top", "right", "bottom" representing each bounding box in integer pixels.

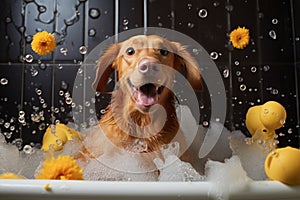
[{"left": 79, "top": 35, "right": 202, "bottom": 166}]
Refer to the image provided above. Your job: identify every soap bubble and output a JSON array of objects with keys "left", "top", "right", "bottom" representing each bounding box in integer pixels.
[
  {"left": 269, "top": 30, "right": 277, "bottom": 39},
  {"left": 38, "top": 6, "right": 46, "bottom": 13},
  {"left": 60, "top": 48, "right": 68, "bottom": 56},
  {"left": 0, "top": 78, "right": 8, "bottom": 85},
  {"left": 24, "top": 54, "right": 33, "bottom": 63},
  {"left": 79, "top": 46, "right": 87, "bottom": 54},
  {"left": 198, "top": 9, "right": 208, "bottom": 18},
  {"left": 23, "top": 145, "right": 34, "bottom": 154},
  {"left": 271, "top": 18, "right": 278, "bottom": 24},
  {"left": 239, "top": 84, "right": 247, "bottom": 91},
  {"left": 89, "top": 8, "right": 100, "bottom": 19},
  {"left": 65, "top": 97, "right": 73, "bottom": 104},
  {"left": 35, "top": 88, "right": 42, "bottom": 95},
  {"left": 19, "top": 111, "right": 25, "bottom": 117},
  {"left": 250, "top": 66, "right": 257, "bottom": 73},
  {"left": 210, "top": 51, "right": 219, "bottom": 60},
  {"left": 123, "top": 19, "right": 129, "bottom": 26},
  {"left": 88, "top": 28, "right": 96, "bottom": 37},
  {"left": 223, "top": 69, "right": 229, "bottom": 78}
]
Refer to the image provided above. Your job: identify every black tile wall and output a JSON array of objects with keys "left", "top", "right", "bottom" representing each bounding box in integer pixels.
[{"left": 0, "top": 0, "right": 299, "bottom": 149}]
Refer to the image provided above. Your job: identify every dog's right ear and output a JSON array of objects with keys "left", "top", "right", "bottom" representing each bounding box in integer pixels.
[{"left": 92, "top": 43, "right": 120, "bottom": 92}]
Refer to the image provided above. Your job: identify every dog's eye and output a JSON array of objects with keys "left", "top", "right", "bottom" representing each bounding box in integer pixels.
[
  {"left": 126, "top": 47, "right": 135, "bottom": 56},
  {"left": 159, "top": 48, "right": 169, "bottom": 56}
]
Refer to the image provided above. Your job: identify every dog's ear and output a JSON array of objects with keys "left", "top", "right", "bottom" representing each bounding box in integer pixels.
[
  {"left": 93, "top": 43, "right": 120, "bottom": 92},
  {"left": 172, "top": 42, "right": 203, "bottom": 91}
]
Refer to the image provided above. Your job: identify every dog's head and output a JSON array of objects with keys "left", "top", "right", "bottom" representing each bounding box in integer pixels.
[{"left": 93, "top": 35, "right": 203, "bottom": 113}]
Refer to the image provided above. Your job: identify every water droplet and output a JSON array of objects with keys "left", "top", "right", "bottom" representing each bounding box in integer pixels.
[
  {"left": 79, "top": 46, "right": 87, "bottom": 54},
  {"left": 85, "top": 101, "right": 91, "bottom": 107},
  {"left": 187, "top": 22, "right": 194, "bottom": 28},
  {"left": 234, "top": 61, "right": 240, "bottom": 66},
  {"left": 24, "top": 54, "right": 33, "bottom": 63},
  {"left": 88, "top": 28, "right": 96, "bottom": 37},
  {"left": 244, "top": 137, "right": 253, "bottom": 145},
  {"left": 238, "top": 77, "right": 243, "bottom": 82},
  {"left": 198, "top": 9, "right": 208, "bottom": 18},
  {"left": 269, "top": 30, "right": 277, "bottom": 39},
  {"left": 23, "top": 145, "right": 33, "bottom": 154},
  {"left": 202, "top": 121, "right": 209, "bottom": 127},
  {"left": 236, "top": 71, "right": 241, "bottom": 76},
  {"left": 18, "top": 116, "right": 25, "bottom": 124},
  {"left": 89, "top": 8, "right": 101, "bottom": 19},
  {"left": 223, "top": 69, "right": 230, "bottom": 78},
  {"left": 123, "top": 18, "right": 129, "bottom": 26},
  {"left": 192, "top": 48, "right": 199, "bottom": 55},
  {"left": 64, "top": 91, "right": 70, "bottom": 98},
  {"left": 19, "top": 110, "right": 25, "bottom": 117},
  {"left": 58, "top": 90, "right": 64, "bottom": 96},
  {"left": 4, "top": 132, "right": 12, "bottom": 139},
  {"left": 31, "top": 68, "right": 39, "bottom": 77},
  {"left": 271, "top": 89, "right": 278, "bottom": 95},
  {"left": 280, "top": 119, "right": 285, "bottom": 125},
  {"left": 213, "top": 1, "right": 220, "bottom": 7},
  {"left": 263, "top": 108, "right": 269, "bottom": 115},
  {"left": 13, "top": 138, "right": 23, "bottom": 149},
  {"left": 240, "top": 84, "right": 247, "bottom": 91},
  {"left": 38, "top": 6, "right": 46, "bottom": 13},
  {"left": 35, "top": 88, "right": 42, "bottom": 95},
  {"left": 5, "top": 17, "right": 12, "bottom": 23},
  {"left": 250, "top": 66, "right": 257, "bottom": 73},
  {"left": 89, "top": 118, "right": 96, "bottom": 126},
  {"left": 287, "top": 128, "right": 293, "bottom": 134},
  {"left": 100, "top": 108, "right": 107, "bottom": 115},
  {"left": 38, "top": 123, "right": 46, "bottom": 131},
  {"left": 210, "top": 51, "right": 218, "bottom": 60},
  {"left": 263, "top": 65, "right": 270, "bottom": 71},
  {"left": 10, "top": 126, "right": 15, "bottom": 131},
  {"left": 56, "top": 139, "right": 63, "bottom": 147},
  {"left": 0, "top": 78, "right": 8, "bottom": 85},
  {"left": 271, "top": 18, "right": 278, "bottom": 24},
  {"left": 65, "top": 97, "right": 73, "bottom": 104},
  {"left": 225, "top": 4, "right": 234, "bottom": 12},
  {"left": 61, "top": 81, "right": 68, "bottom": 90},
  {"left": 60, "top": 48, "right": 68, "bottom": 56}
]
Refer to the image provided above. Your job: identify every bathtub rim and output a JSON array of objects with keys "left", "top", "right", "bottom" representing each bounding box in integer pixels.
[{"left": 0, "top": 180, "right": 300, "bottom": 200}]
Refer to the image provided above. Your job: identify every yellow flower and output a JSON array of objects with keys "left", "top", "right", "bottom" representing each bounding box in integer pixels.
[
  {"left": 0, "top": 173, "right": 26, "bottom": 179},
  {"left": 31, "top": 31, "right": 56, "bottom": 56},
  {"left": 229, "top": 26, "right": 250, "bottom": 49},
  {"left": 35, "top": 155, "right": 83, "bottom": 180}
]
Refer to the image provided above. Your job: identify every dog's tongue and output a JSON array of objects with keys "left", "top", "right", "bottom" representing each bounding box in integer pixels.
[{"left": 134, "top": 84, "right": 158, "bottom": 107}]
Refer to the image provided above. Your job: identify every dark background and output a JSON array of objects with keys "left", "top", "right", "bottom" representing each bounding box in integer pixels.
[{"left": 0, "top": 0, "right": 299, "bottom": 150}]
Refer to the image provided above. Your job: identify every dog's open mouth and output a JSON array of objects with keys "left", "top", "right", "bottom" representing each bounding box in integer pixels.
[{"left": 128, "top": 79, "right": 164, "bottom": 108}]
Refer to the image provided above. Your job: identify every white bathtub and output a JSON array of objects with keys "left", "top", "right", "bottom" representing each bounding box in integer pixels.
[{"left": 0, "top": 180, "right": 300, "bottom": 200}]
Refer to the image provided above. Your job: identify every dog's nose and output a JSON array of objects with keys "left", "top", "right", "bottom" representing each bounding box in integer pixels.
[{"left": 138, "top": 59, "right": 159, "bottom": 74}]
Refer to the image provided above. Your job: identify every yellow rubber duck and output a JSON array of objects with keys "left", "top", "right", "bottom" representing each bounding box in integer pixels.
[
  {"left": 265, "top": 146, "right": 300, "bottom": 185},
  {"left": 41, "top": 123, "right": 82, "bottom": 151},
  {"left": 245, "top": 101, "right": 286, "bottom": 139},
  {"left": 0, "top": 173, "right": 26, "bottom": 179}
]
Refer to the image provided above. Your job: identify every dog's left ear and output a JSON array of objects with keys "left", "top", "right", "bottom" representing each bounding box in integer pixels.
[
  {"left": 172, "top": 42, "right": 203, "bottom": 91},
  {"left": 92, "top": 43, "right": 120, "bottom": 92}
]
